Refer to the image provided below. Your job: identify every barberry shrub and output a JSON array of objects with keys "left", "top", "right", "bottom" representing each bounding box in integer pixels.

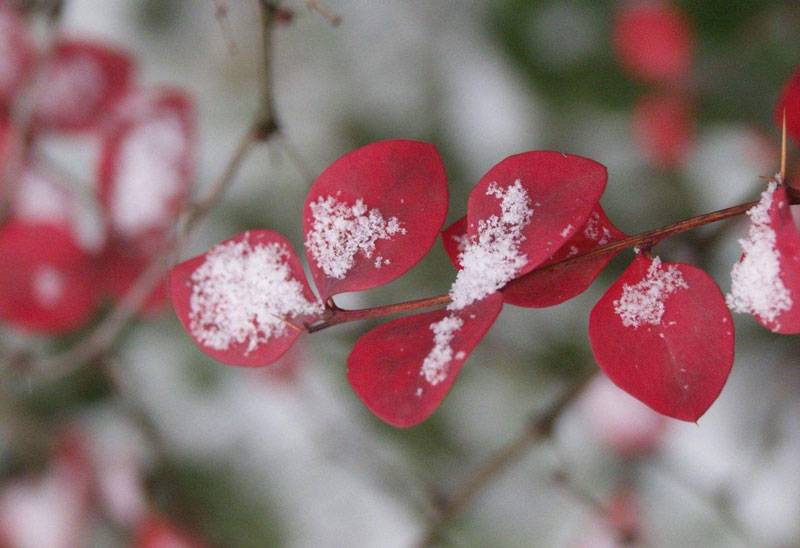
[{"left": 170, "top": 60, "right": 800, "bottom": 428}]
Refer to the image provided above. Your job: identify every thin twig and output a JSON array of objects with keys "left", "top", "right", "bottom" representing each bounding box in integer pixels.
[
  {"left": 416, "top": 373, "right": 594, "bottom": 547},
  {"left": 305, "top": 0, "right": 341, "bottom": 26}
]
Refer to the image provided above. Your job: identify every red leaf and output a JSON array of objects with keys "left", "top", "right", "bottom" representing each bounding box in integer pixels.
[
  {"left": 303, "top": 140, "right": 448, "bottom": 300},
  {"left": 462, "top": 151, "right": 606, "bottom": 289},
  {"left": 775, "top": 65, "right": 800, "bottom": 143},
  {"left": 589, "top": 255, "right": 734, "bottom": 422},
  {"left": 0, "top": 220, "right": 97, "bottom": 334},
  {"left": 170, "top": 230, "right": 322, "bottom": 368},
  {"left": 503, "top": 205, "right": 626, "bottom": 308},
  {"left": 727, "top": 183, "right": 800, "bottom": 333},
  {"left": 98, "top": 88, "right": 195, "bottom": 253},
  {"left": 613, "top": 1, "right": 694, "bottom": 85},
  {"left": 0, "top": 6, "right": 36, "bottom": 107},
  {"left": 632, "top": 92, "right": 695, "bottom": 170},
  {"left": 347, "top": 293, "right": 503, "bottom": 428},
  {"left": 32, "top": 39, "right": 134, "bottom": 132}
]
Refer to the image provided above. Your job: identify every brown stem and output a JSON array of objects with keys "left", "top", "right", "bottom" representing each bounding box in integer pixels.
[
  {"left": 416, "top": 373, "right": 594, "bottom": 547},
  {"left": 308, "top": 198, "right": 764, "bottom": 333}
]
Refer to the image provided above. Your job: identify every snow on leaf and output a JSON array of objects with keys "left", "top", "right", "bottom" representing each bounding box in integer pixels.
[
  {"left": 303, "top": 140, "right": 448, "bottom": 300},
  {"left": 347, "top": 293, "right": 503, "bottom": 428},
  {"left": 589, "top": 255, "right": 734, "bottom": 422},
  {"left": 98, "top": 88, "right": 194, "bottom": 252},
  {"left": 449, "top": 180, "right": 533, "bottom": 310},
  {"left": 613, "top": 256, "right": 688, "bottom": 328},
  {"left": 32, "top": 40, "right": 134, "bottom": 132},
  {"left": 727, "top": 181, "right": 800, "bottom": 333},
  {"left": 305, "top": 196, "right": 405, "bottom": 280},
  {"left": 0, "top": 220, "right": 96, "bottom": 334},
  {"left": 170, "top": 230, "right": 322, "bottom": 367}
]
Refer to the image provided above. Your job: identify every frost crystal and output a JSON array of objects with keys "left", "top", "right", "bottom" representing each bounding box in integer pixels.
[
  {"left": 305, "top": 196, "right": 405, "bottom": 279},
  {"left": 613, "top": 257, "right": 688, "bottom": 328},
  {"left": 726, "top": 181, "right": 792, "bottom": 324},
  {"left": 111, "top": 114, "right": 187, "bottom": 236},
  {"left": 448, "top": 180, "right": 533, "bottom": 310},
  {"left": 189, "top": 235, "right": 322, "bottom": 354},
  {"left": 420, "top": 314, "right": 463, "bottom": 386}
]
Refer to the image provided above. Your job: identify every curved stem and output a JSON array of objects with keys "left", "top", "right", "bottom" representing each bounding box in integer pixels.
[{"left": 308, "top": 198, "right": 766, "bottom": 332}]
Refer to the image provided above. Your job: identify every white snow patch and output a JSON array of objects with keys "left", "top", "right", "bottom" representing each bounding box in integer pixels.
[
  {"left": 583, "top": 211, "right": 611, "bottom": 245},
  {"left": 726, "top": 181, "right": 792, "bottom": 325},
  {"left": 305, "top": 196, "right": 405, "bottom": 280},
  {"left": 613, "top": 257, "right": 688, "bottom": 328},
  {"left": 189, "top": 234, "right": 323, "bottom": 354},
  {"left": 560, "top": 224, "right": 574, "bottom": 238},
  {"left": 420, "top": 314, "right": 463, "bottom": 386},
  {"left": 448, "top": 180, "right": 533, "bottom": 310},
  {"left": 13, "top": 170, "right": 71, "bottom": 224},
  {"left": 111, "top": 114, "right": 188, "bottom": 237},
  {"left": 32, "top": 266, "right": 65, "bottom": 308}
]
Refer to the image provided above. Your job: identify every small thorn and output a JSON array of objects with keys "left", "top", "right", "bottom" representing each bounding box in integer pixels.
[
  {"left": 781, "top": 108, "right": 787, "bottom": 182},
  {"left": 270, "top": 314, "right": 303, "bottom": 332}
]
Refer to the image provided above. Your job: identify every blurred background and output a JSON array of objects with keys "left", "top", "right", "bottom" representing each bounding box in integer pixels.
[{"left": 0, "top": 0, "right": 799, "bottom": 546}]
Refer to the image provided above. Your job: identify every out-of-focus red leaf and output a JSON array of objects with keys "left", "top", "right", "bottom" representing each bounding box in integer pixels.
[
  {"left": 504, "top": 205, "right": 626, "bottom": 308},
  {"left": 632, "top": 92, "right": 695, "bottom": 170},
  {"left": 96, "top": 245, "right": 169, "bottom": 315},
  {"left": 32, "top": 39, "right": 134, "bottom": 132},
  {"left": 589, "top": 255, "right": 734, "bottom": 422},
  {"left": 465, "top": 151, "right": 607, "bottom": 280},
  {"left": 134, "top": 515, "right": 206, "bottom": 548},
  {"left": 775, "top": 65, "right": 800, "bottom": 144},
  {"left": 0, "top": 220, "right": 96, "bottom": 334},
  {"left": 580, "top": 376, "right": 667, "bottom": 457},
  {"left": 10, "top": 165, "right": 74, "bottom": 227},
  {"left": 98, "top": 88, "right": 194, "bottom": 253},
  {"left": 0, "top": 6, "right": 36, "bottom": 107},
  {"left": 613, "top": 1, "right": 693, "bottom": 85},
  {"left": 347, "top": 293, "right": 503, "bottom": 428},
  {"left": 303, "top": 139, "right": 448, "bottom": 300},
  {"left": 0, "top": 429, "right": 92, "bottom": 548},
  {"left": 171, "top": 230, "right": 322, "bottom": 368}
]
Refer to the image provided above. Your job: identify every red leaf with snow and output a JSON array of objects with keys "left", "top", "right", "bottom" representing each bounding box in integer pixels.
[
  {"left": 589, "top": 255, "right": 734, "bottom": 422},
  {"left": 0, "top": 6, "right": 36, "bottom": 107},
  {"left": 775, "top": 65, "right": 800, "bottom": 143},
  {"left": 303, "top": 140, "right": 448, "bottom": 300},
  {"left": 98, "top": 89, "right": 194, "bottom": 253},
  {"left": 457, "top": 151, "right": 606, "bottom": 307},
  {"left": 442, "top": 206, "right": 625, "bottom": 308},
  {"left": 171, "top": 230, "right": 322, "bottom": 368},
  {"left": 134, "top": 515, "right": 206, "bottom": 548},
  {"left": 613, "top": 1, "right": 693, "bottom": 85},
  {"left": 727, "top": 183, "right": 800, "bottom": 333},
  {"left": 632, "top": 92, "right": 695, "bottom": 170},
  {"left": 507, "top": 205, "right": 625, "bottom": 307},
  {"left": 10, "top": 165, "right": 75, "bottom": 227},
  {"left": 0, "top": 220, "right": 96, "bottom": 334},
  {"left": 32, "top": 40, "right": 134, "bottom": 133},
  {"left": 347, "top": 293, "right": 503, "bottom": 428}
]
